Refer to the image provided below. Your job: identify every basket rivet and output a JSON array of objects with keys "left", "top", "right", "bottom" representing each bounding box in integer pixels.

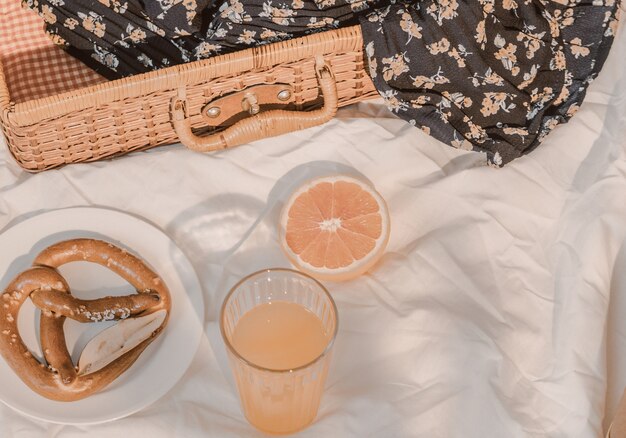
[
  {"left": 206, "top": 106, "right": 221, "bottom": 118},
  {"left": 277, "top": 89, "right": 291, "bottom": 101}
]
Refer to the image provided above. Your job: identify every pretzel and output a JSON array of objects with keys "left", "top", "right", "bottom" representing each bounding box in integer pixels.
[{"left": 0, "top": 239, "right": 171, "bottom": 402}]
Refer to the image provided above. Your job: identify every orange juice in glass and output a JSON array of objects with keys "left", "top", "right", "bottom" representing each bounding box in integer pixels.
[{"left": 220, "top": 268, "right": 338, "bottom": 434}]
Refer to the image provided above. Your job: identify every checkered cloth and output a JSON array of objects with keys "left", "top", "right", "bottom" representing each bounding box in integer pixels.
[{"left": 0, "top": 0, "right": 105, "bottom": 104}]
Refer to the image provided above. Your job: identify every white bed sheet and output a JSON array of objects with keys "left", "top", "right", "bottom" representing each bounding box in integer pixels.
[{"left": 0, "top": 20, "right": 625, "bottom": 438}]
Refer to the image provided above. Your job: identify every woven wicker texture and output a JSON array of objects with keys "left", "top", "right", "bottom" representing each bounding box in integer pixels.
[{"left": 0, "top": 25, "right": 377, "bottom": 172}]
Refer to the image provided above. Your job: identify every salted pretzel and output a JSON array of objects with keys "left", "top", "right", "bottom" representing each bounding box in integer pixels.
[{"left": 0, "top": 239, "right": 171, "bottom": 402}]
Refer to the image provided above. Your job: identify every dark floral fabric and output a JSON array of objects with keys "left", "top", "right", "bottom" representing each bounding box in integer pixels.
[
  {"left": 22, "top": 0, "right": 364, "bottom": 78},
  {"left": 143, "top": 0, "right": 213, "bottom": 36},
  {"left": 22, "top": 0, "right": 211, "bottom": 77},
  {"left": 22, "top": 0, "right": 623, "bottom": 166},
  {"left": 202, "top": 0, "right": 366, "bottom": 51},
  {"left": 360, "top": 1, "right": 622, "bottom": 166},
  {"left": 311, "top": 0, "right": 375, "bottom": 11}
]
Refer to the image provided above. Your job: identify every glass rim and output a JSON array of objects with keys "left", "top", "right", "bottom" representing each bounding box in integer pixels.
[{"left": 219, "top": 267, "right": 339, "bottom": 374}]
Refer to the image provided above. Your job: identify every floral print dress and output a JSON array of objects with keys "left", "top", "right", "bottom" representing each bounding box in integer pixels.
[
  {"left": 23, "top": 0, "right": 622, "bottom": 166},
  {"left": 360, "top": 1, "right": 622, "bottom": 165},
  {"left": 22, "top": 0, "right": 371, "bottom": 77}
]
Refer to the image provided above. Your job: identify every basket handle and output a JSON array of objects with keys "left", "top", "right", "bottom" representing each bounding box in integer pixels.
[{"left": 171, "top": 57, "right": 338, "bottom": 152}]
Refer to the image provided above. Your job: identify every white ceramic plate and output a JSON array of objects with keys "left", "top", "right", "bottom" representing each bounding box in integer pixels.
[{"left": 0, "top": 207, "right": 205, "bottom": 425}]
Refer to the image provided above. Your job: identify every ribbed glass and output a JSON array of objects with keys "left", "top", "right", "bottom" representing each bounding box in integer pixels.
[{"left": 220, "top": 268, "right": 338, "bottom": 435}]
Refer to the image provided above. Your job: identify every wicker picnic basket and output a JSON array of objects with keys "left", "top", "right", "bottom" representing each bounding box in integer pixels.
[{"left": 0, "top": 24, "right": 377, "bottom": 172}]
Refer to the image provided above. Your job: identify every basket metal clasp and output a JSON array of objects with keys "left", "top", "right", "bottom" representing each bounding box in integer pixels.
[{"left": 200, "top": 83, "right": 295, "bottom": 126}]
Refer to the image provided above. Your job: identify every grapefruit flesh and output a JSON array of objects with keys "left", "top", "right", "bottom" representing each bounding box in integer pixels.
[{"left": 280, "top": 176, "right": 390, "bottom": 282}]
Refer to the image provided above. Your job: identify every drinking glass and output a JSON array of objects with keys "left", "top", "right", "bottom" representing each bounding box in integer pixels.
[{"left": 220, "top": 268, "right": 338, "bottom": 435}]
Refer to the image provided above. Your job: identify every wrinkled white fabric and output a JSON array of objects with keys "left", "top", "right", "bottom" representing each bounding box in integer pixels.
[{"left": 0, "top": 21, "right": 625, "bottom": 438}]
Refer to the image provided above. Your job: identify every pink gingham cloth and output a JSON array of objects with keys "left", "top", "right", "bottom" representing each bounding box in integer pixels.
[{"left": 0, "top": 0, "right": 105, "bottom": 104}]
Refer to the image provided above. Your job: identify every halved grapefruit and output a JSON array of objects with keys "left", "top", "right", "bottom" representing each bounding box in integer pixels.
[{"left": 280, "top": 175, "right": 390, "bottom": 282}]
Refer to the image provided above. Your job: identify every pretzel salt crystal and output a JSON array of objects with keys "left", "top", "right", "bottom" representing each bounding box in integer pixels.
[
  {"left": 30, "top": 289, "right": 161, "bottom": 322},
  {"left": 0, "top": 239, "right": 171, "bottom": 402}
]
